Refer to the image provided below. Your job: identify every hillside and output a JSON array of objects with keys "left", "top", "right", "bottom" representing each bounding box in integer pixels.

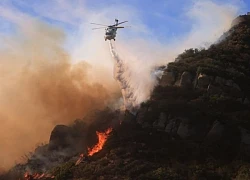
[{"left": 1, "top": 14, "right": 250, "bottom": 180}]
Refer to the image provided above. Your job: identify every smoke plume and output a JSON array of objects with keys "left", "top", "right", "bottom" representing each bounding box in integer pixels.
[{"left": 0, "top": 19, "right": 119, "bottom": 169}]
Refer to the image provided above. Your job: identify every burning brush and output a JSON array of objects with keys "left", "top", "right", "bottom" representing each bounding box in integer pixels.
[
  {"left": 75, "top": 128, "right": 112, "bottom": 166},
  {"left": 24, "top": 172, "right": 55, "bottom": 180}
]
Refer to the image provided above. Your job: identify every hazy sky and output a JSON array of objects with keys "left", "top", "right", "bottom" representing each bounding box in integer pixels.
[{"left": 0, "top": 0, "right": 249, "bottom": 45}]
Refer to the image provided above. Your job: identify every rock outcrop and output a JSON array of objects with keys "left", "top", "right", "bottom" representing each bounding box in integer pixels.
[
  {"left": 159, "top": 71, "right": 176, "bottom": 86},
  {"left": 48, "top": 125, "right": 75, "bottom": 151},
  {"left": 197, "top": 73, "right": 212, "bottom": 89},
  {"left": 138, "top": 13, "right": 250, "bottom": 162},
  {"left": 159, "top": 70, "right": 245, "bottom": 101},
  {"left": 165, "top": 117, "right": 180, "bottom": 136},
  {"left": 153, "top": 112, "right": 167, "bottom": 130},
  {"left": 231, "top": 15, "right": 250, "bottom": 27},
  {"left": 179, "top": 71, "right": 193, "bottom": 87}
]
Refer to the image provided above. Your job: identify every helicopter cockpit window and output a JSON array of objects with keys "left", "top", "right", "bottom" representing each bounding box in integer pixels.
[{"left": 106, "top": 28, "right": 114, "bottom": 35}]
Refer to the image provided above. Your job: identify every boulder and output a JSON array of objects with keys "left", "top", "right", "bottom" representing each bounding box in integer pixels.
[
  {"left": 205, "top": 121, "right": 225, "bottom": 142},
  {"left": 159, "top": 71, "right": 176, "bottom": 86},
  {"left": 207, "top": 84, "right": 222, "bottom": 95},
  {"left": 176, "top": 118, "right": 190, "bottom": 139},
  {"left": 179, "top": 71, "right": 193, "bottom": 87},
  {"left": 197, "top": 73, "right": 212, "bottom": 89},
  {"left": 204, "top": 121, "right": 241, "bottom": 160},
  {"left": 229, "top": 83, "right": 242, "bottom": 98},
  {"left": 136, "top": 107, "right": 148, "bottom": 125},
  {"left": 214, "top": 76, "right": 226, "bottom": 86},
  {"left": 48, "top": 124, "right": 88, "bottom": 154},
  {"left": 153, "top": 112, "right": 167, "bottom": 130},
  {"left": 231, "top": 16, "right": 246, "bottom": 27},
  {"left": 214, "top": 77, "right": 240, "bottom": 88},
  {"left": 176, "top": 117, "right": 211, "bottom": 141},
  {"left": 48, "top": 125, "right": 74, "bottom": 151},
  {"left": 174, "top": 78, "right": 181, "bottom": 86},
  {"left": 244, "top": 98, "right": 250, "bottom": 104},
  {"left": 225, "top": 80, "right": 234, "bottom": 87},
  {"left": 165, "top": 118, "right": 181, "bottom": 135}
]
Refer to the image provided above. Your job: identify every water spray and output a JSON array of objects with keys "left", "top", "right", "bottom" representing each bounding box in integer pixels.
[{"left": 109, "top": 41, "right": 137, "bottom": 115}]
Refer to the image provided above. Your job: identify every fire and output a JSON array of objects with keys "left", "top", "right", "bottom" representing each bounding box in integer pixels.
[
  {"left": 24, "top": 172, "right": 55, "bottom": 180},
  {"left": 24, "top": 129, "right": 113, "bottom": 177},
  {"left": 75, "top": 127, "right": 112, "bottom": 165},
  {"left": 88, "top": 128, "right": 112, "bottom": 156}
]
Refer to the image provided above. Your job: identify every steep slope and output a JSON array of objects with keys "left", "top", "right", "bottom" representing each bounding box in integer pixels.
[{"left": 136, "top": 14, "right": 250, "bottom": 162}]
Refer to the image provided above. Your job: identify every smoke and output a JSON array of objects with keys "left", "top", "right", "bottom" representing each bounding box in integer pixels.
[
  {"left": 0, "top": 15, "right": 119, "bottom": 169},
  {"left": 177, "top": 0, "right": 242, "bottom": 49}
]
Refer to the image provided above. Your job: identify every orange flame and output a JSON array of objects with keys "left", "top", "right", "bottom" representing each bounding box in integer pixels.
[
  {"left": 88, "top": 128, "right": 112, "bottom": 156},
  {"left": 24, "top": 172, "right": 29, "bottom": 178},
  {"left": 24, "top": 129, "right": 113, "bottom": 177},
  {"left": 24, "top": 172, "right": 54, "bottom": 179}
]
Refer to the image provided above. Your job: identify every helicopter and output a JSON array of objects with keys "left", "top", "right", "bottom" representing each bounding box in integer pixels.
[{"left": 91, "top": 19, "right": 128, "bottom": 41}]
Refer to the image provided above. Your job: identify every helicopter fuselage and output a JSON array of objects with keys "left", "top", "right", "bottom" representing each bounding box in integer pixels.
[
  {"left": 91, "top": 19, "right": 127, "bottom": 41},
  {"left": 104, "top": 27, "right": 117, "bottom": 41}
]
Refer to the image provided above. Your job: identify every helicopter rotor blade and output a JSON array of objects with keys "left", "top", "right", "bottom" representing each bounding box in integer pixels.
[
  {"left": 116, "top": 21, "right": 128, "bottom": 26},
  {"left": 92, "top": 27, "right": 107, "bottom": 30},
  {"left": 90, "top": 23, "right": 109, "bottom": 27},
  {"left": 114, "top": 26, "right": 131, "bottom": 29}
]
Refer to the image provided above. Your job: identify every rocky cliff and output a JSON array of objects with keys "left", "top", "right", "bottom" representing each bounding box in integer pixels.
[{"left": 135, "top": 15, "right": 250, "bottom": 161}]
